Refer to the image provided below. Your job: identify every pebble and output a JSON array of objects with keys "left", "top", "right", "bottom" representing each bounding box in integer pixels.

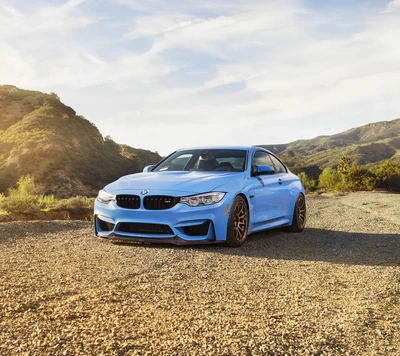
[{"left": 0, "top": 193, "right": 399, "bottom": 355}]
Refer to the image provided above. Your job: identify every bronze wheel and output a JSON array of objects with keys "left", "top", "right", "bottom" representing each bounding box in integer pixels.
[
  {"left": 224, "top": 196, "right": 248, "bottom": 247},
  {"left": 296, "top": 194, "right": 306, "bottom": 229},
  {"left": 287, "top": 194, "right": 306, "bottom": 232}
]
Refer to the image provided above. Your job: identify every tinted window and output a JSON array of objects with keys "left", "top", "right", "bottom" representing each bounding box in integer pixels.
[
  {"left": 153, "top": 149, "right": 247, "bottom": 172},
  {"left": 252, "top": 151, "right": 273, "bottom": 166},
  {"left": 269, "top": 154, "right": 287, "bottom": 173},
  {"left": 158, "top": 153, "right": 193, "bottom": 172}
]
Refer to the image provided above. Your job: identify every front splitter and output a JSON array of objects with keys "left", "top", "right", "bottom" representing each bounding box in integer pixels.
[{"left": 95, "top": 233, "right": 221, "bottom": 245}]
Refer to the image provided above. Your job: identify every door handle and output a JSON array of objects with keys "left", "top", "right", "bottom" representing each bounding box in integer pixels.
[{"left": 278, "top": 179, "right": 283, "bottom": 185}]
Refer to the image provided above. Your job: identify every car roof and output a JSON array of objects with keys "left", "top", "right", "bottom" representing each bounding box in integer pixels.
[{"left": 176, "top": 146, "right": 271, "bottom": 153}]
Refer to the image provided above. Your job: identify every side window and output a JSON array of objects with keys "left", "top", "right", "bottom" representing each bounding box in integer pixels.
[
  {"left": 269, "top": 154, "right": 287, "bottom": 173},
  {"left": 252, "top": 151, "right": 273, "bottom": 166}
]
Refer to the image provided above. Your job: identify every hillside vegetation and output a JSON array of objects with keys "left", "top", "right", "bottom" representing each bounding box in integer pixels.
[
  {"left": 259, "top": 118, "right": 400, "bottom": 178},
  {"left": 0, "top": 85, "right": 161, "bottom": 198},
  {"left": 2, "top": 84, "right": 399, "bottom": 199}
]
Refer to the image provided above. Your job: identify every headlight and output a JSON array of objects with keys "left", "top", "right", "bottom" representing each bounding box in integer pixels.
[
  {"left": 98, "top": 189, "right": 116, "bottom": 204},
  {"left": 180, "top": 192, "right": 225, "bottom": 207}
]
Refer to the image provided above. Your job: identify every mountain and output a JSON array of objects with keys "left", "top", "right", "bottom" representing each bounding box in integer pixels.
[
  {"left": 258, "top": 118, "right": 400, "bottom": 178},
  {"left": 2, "top": 85, "right": 398, "bottom": 194},
  {"left": 0, "top": 85, "right": 162, "bottom": 197}
]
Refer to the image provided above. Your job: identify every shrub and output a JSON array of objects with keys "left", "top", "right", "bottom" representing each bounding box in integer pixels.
[
  {"left": 318, "top": 167, "right": 342, "bottom": 190},
  {"left": 298, "top": 172, "right": 317, "bottom": 192},
  {"left": 0, "top": 173, "right": 95, "bottom": 217},
  {"left": 49, "top": 196, "right": 94, "bottom": 220},
  {"left": 0, "top": 175, "right": 40, "bottom": 214},
  {"left": 51, "top": 196, "right": 94, "bottom": 212},
  {"left": 0, "top": 193, "right": 5, "bottom": 212},
  {"left": 375, "top": 160, "right": 400, "bottom": 192},
  {"left": 334, "top": 156, "right": 377, "bottom": 192},
  {"left": 0, "top": 194, "right": 40, "bottom": 214},
  {"left": 342, "top": 165, "right": 376, "bottom": 192},
  {"left": 38, "top": 195, "right": 58, "bottom": 210}
]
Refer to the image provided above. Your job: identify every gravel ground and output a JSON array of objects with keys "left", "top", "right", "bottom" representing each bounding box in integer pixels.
[{"left": 0, "top": 192, "right": 399, "bottom": 355}]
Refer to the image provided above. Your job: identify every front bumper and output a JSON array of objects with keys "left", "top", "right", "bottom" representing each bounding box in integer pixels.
[{"left": 94, "top": 194, "right": 232, "bottom": 244}]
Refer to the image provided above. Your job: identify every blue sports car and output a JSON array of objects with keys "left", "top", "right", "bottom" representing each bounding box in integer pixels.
[{"left": 94, "top": 146, "right": 306, "bottom": 247}]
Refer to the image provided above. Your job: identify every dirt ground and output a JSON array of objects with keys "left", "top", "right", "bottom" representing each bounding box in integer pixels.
[{"left": 0, "top": 192, "right": 399, "bottom": 355}]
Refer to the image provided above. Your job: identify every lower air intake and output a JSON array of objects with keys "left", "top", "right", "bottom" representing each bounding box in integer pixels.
[
  {"left": 181, "top": 221, "right": 210, "bottom": 236},
  {"left": 97, "top": 217, "right": 115, "bottom": 232},
  {"left": 118, "top": 223, "right": 173, "bottom": 235}
]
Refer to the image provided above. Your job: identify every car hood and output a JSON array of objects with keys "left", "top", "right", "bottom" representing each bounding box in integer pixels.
[{"left": 105, "top": 171, "right": 246, "bottom": 194}]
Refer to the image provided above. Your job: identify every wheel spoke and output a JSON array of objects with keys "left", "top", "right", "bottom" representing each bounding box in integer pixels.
[
  {"left": 233, "top": 201, "right": 247, "bottom": 241},
  {"left": 225, "top": 197, "right": 249, "bottom": 246},
  {"left": 297, "top": 196, "right": 306, "bottom": 227}
]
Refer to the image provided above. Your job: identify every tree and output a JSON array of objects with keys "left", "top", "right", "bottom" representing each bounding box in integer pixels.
[
  {"left": 337, "top": 156, "right": 352, "bottom": 177},
  {"left": 50, "top": 92, "right": 60, "bottom": 100},
  {"left": 318, "top": 167, "right": 342, "bottom": 190},
  {"left": 12, "top": 175, "right": 36, "bottom": 196}
]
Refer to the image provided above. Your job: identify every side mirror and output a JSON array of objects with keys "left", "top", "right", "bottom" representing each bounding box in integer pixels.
[
  {"left": 252, "top": 165, "right": 275, "bottom": 176},
  {"left": 143, "top": 165, "right": 154, "bottom": 172}
]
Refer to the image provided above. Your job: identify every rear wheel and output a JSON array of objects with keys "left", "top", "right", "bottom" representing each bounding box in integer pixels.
[
  {"left": 224, "top": 196, "right": 248, "bottom": 247},
  {"left": 287, "top": 194, "right": 306, "bottom": 232}
]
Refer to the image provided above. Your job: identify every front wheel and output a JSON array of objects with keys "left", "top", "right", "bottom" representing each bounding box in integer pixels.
[
  {"left": 287, "top": 194, "right": 306, "bottom": 232},
  {"left": 224, "top": 196, "right": 248, "bottom": 247}
]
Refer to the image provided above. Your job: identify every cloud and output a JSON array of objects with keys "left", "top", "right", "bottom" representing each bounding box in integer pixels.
[
  {"left": 0, "top": 42, "right": 36, "bottom": 84},
  {"left": 0, "top": 0, "right": 94, "bottom": 39},
  {"left": 62, "top": 0, "right": 89, "bottom": 10},
  {"left": 127, "top": 15, "right": 196, "bottom": 39},
  {"left": 383, "top": 0, "right": 400, "bottom": 12},
  {"left": 1, "top": 0, "right": 400, "bottom": 154},
  {"left": 0, "top": 0, "right": 174, "bottom": 89}
]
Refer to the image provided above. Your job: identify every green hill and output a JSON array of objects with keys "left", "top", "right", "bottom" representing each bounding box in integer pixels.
[
  {"left": 3, "top": 85, "right": 398, "bottom": 194},
  {"left": 0, "top": 85, "right": 162, "bottom": 197},
  {"left": 259, "top": 118, "right": 400, "bottom": 178}
]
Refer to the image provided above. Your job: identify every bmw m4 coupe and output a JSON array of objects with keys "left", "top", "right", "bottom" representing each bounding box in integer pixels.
[{"left": 94, "top": 146, "right": 306, "bottom": 247}]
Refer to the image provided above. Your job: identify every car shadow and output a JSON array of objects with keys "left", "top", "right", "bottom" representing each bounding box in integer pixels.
[
  {"left": 113, "top": 228, "right": 400, "bottom": 267},
  {"left": 196, "top": 228, "right": 400, "bottom": 267}
]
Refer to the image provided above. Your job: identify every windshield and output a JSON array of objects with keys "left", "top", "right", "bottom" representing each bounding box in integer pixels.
[{"left": 152, "top": 149, "right": 247, "bottom": 172}]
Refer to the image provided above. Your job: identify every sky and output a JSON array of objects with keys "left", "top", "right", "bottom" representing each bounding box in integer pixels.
[{"left": 1, "top": 0, "right": 400, "bottom": 155}]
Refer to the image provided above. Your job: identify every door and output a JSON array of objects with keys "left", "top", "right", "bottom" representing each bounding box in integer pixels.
[{"left": 251, "top": 151, "right": 290, "bottom": 226}]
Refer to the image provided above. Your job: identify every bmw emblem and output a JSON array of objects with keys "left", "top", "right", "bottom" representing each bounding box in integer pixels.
[{"left": 141, "top": 190, "right": 149, "bottom": 195}]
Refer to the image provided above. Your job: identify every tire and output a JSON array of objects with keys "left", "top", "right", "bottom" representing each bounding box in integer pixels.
[
  {"left": 287, "top": 193, "right": 306, "bottom": 232},
  {"left": 224, "top": 196, "right": 249, "bottom": 247}
]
